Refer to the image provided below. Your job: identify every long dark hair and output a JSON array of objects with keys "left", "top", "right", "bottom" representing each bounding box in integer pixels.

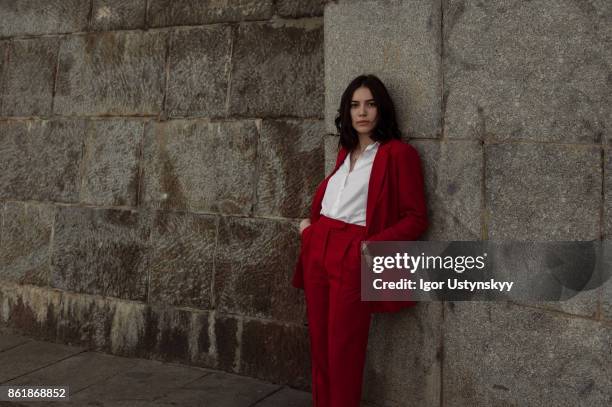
[{"left": 334, "top": 74, "right": 402, "bottom": 151}]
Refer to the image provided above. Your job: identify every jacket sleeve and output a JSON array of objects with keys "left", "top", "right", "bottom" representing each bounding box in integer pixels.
[{"left": 367, "top": 143, "right": 428, "bottom": 241}]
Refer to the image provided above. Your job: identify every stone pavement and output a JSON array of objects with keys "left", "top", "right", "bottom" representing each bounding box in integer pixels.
[{"left": 0, "top": 333, "right": 312, "bottom": 407}]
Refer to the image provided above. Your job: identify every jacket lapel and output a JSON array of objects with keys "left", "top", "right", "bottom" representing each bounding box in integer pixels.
[
  {"left": 365, "top": 141, "right": 389, "bottom": 235},
  {"left": 311, "top": 140, "right": 389, "bottom": 231}
]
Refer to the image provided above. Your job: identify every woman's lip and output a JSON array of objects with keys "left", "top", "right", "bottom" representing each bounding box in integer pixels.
[{"left": 357, "top": 121, "right": 369, "bottom": 125}]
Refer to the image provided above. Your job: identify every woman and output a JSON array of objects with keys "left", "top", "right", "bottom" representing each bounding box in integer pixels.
[{"left": 292, "top": 74, "right": 428, "bottom": 407}]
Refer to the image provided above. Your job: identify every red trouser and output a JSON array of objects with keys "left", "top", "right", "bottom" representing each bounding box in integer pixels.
[{"left": 301, "top": 215, "right": 371, "bottom": 407}]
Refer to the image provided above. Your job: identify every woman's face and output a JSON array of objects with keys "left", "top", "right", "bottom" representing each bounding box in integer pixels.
[{"left": 350, "top": 86, "right": 379, "bottom": 137}]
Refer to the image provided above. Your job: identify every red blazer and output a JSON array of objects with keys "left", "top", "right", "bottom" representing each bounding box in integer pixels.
[{"left": 292, "top": 138, "right": 428, "bottom": 313}]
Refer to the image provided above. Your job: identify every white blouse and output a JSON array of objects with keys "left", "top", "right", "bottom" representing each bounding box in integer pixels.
[{"left": 320, "top": 141, "right": 380, "bottom": 226}]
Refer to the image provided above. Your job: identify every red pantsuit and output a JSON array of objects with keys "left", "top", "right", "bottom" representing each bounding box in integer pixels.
[
  {"left": 293, "top": 139, "right": 428, "bottom": 406},
  {"left": 301, "top": 215, "right": 370, "bottom": 407}
]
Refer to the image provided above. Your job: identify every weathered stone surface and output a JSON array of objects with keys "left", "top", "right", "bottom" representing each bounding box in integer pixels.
[
  {"left": 0, "top": 0, "right": 89, "bottom": 37},
  {"left": 54, "top": 32, "right": 166, "bottom": 115},
  {"left": 325, "top": 0, "right": 442, "bottom": 137},
  {"left": 254, "top": 386, "right": 312, "bottom": 407},
  {"left": 444, "top": 0, "right": 611, "bottom": 142},
  {"left": 172, "top": 371, "right": 280, "bottom": 406},
  {"left": 255, "top": 119, "right": 324, "bottom": 218},
  {"left": 0, "top": 202, "right": 55, "bottom": 286},
  {"left": 67, "top": 358, "right": 206, "bottom": 402},
  {"left": 0, "top": 41, "right": 5, "bottom": 113},
  {"left": 91, "top": 0, "right": 146, "bottom": 31},
  {"left": 215, "top": 217, "right": 306, "bottom": 323},
  {"left": 412, "top": 140, "right": 482, "bottom": 240},
  {"left": 1, "top": 38, "right": 59, "bottom": 116},
  {"left": 276, "top": 0, "right": 324, "bottom": 17},
  {"left": 166, "top": 26, "right": 232, "bottom": 118},
  {"left": 604, "top": 149, "right": 612, "bottom": 321},
  {"left": 80, "top": 119, "right": 144, "bottom": 207},
  {"left": 324, "top": 134, "right": 339, "bottom": 175},
  {"left": 606, "top": 149, "right": 612, "bottom": 239},
  {"left": 229, "top": 20, "right": 323, "bottom": 118},
  {"left": 50, "top": 206, "right": 151, "bottom": 301},
  {"left": 1, "top": 282, "right": 216, "bottom": 368},
  {"left": 147, "top": 0, "right": 273, "bottom": 27},
  {"left": 0, "top": 333, "right": 30, "bottom": 352},
  {"left": 241, "top": 319, "right": 310, "bottom": 389},
  {"left": 214, "top": 313, "right": 239, "bottom": 372},
  {"left": 147, "top": 211, "right": 216, "bottom": 309},
  {"left": 363, "top": 303, "right": 443, "bottom": 407},
  {"left": 603, "top": 275, "right": 612, "bottom": 322},
  {"left": 0, "top": 340, "right": 83, "bottom": 382},
  {"left": 6, "top": 351, "right": 138, "bottom": 393},
  {"left": 486, "top": 143, "right": 601, "bottom": 316},
  {"left": 0, "top": 119, "right": 86, "bottom": 202},
  {"left": 142, "top": 120, "right": 258, "bottom": 214},
  {"left": 0, "top": 283, "right": 58, "bottom": 340},
  {"left": 486, "top": 143, "right": 600, "bottom": 241},
  {"left": 444, "top": 302, "right": 612, "bottom": 406}
]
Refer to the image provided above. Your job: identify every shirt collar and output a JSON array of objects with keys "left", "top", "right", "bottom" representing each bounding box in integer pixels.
[{"left": 364, "top": 141, "right": 380, "bottom": 152}]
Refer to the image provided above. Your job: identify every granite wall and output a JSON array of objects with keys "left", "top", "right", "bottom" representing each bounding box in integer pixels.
[
  {"left": 0, "top": 0, "right": 325, "bottom": 391},
  {"left": 1, "top": 0, "right": 611, "bottom": 406},
  {"left": 325, "top": 0, "right": 611, "bottom": 406}
]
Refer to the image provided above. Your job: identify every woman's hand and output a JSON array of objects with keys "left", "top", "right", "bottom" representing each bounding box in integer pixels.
[{"left": 299, "top": 218, "right": 311, "bottom": 234}]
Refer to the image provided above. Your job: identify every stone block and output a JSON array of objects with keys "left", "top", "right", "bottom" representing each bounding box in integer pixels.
[
  {"left": 604, "top": 149, "right": 612, "bottom": 321},
  {"left": 147, "top": 211, "right": 216, "bottom": 309},
  {"left": 0, "top": 283, "right": 58, "bottom": 340},
  {"left": 254, "top": 119, "right": 325, "bottom": 218},
  {"left": 443, "top": 302, "right": 612, "bottom": 406},
  {"left": 228, "top": 20, "right": 323, "bottom": 118},
  {"left": 486, "top": 143, "right": 601, "bottom": 316},
  {"left": 6, "top": 351, "right": 138, "bottom": 393},
  {"left": 276, "top": 0, "right": 324, "bottom": 17},
  {"left": 91, "top": 0, "right": 146, "bottom": 31},
  {"left": 603, "top": 275, "right": 612, "bottom": 322},
  {"left": 80, "top": 119, "right": 144, "bottom": 207},
  {"left": 165, "top": 26, "right": 232, "bottom": 118},
  {"left": 214, "top": 314, "right": 239, "bottom": 372},
  {"left": 54, "top": 32, "right": 166, "bottom": 115},
  {"left": 166, "top": 371, "right": 280, "bottom": 406},
  {"left": 67, "top": 357, "right": 206, "bottom": 403},
  {"left": 215, "top": 217, "right": 306, "bottom": 323},
  {"left": 363, "top": 303, "right": 443, "bottom": 407},
  {"left": 240, "top": 319, "right": 310, "bottom": 389},
  {"left": 50, "top": 206, "right": 151, "bottom": 301},
  {"left": 1, "top": 38, "right": 59, "bottom": 116},
  {"left": 147, "top": 0, "right": 273, "bottom": 27},
  {"left": 444, "top": 0, "right": 610, "bottom": 142},
  {"left": 0, "top": 333, "right": 30, "bottom": 352},
  {"left": 0, "top": 202, "right": 55, "bottom": 286},
  {"left": 0, "top": 0, "right": 89, "bottom": 37},
  {"left": 325, "top": 0, "right": 442, "bottom": 137},
  {"left": 0, "top": 41, "right": 5, "bottom": 113},
  {"left": 254, "top": 387, "right": 312, "bottom": 407},
  {"left": 606, "top": 148, "right": 612, "bottom": 239},
  {"left": 324, "top": 134, "right": 340, "bottom": 175},
  {"left": 50, "top": 290, "right": 117, "bottom": 349},
  {"left": 0, "top": 340, "right": 83, "bottom": 382},
  {"left": 486, "top": 143, "right": 600, "bottom": 241},
  {"left": 411, "top": 139, "right": 483, "bottom": 240},
  {"left": 0, "top": 119, "right": 86, "bottom": 202},
  {"left": 142, "top": 120, "right": 258, "bottom": 214}
]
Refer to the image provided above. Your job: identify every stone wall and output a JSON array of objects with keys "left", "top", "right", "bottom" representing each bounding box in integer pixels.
[
  {"left": 1, "top": 0, "right": 611, "bottom": 405},
  {"left": 0, "top": 0, "right": 325, "bottom": 390},
  {"left": 325, "top": 0, "right": 611, "bottom": 406}
]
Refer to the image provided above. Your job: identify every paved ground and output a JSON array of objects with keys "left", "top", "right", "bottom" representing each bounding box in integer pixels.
[{"left": 0, "top": 333, "right": 311, "bottom": 407}]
